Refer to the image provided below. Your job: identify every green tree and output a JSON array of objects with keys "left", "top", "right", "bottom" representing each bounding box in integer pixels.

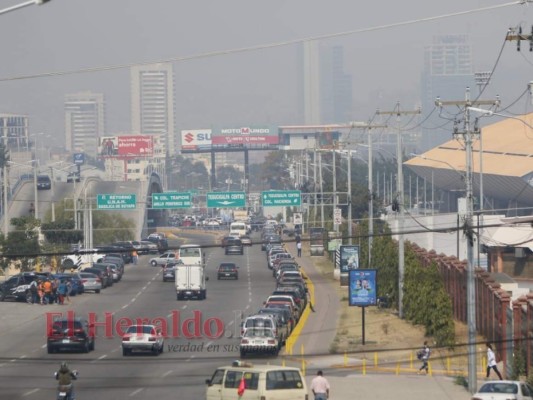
[
  {"left": 92, "top": 211, "right": 135, "bottom": 245},
  {"left": 1, "top": 216, "right": 41, "bottom": 272}
]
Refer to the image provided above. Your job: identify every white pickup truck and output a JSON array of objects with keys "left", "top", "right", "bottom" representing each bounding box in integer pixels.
[{"left": 62, "top": 249, "right": 105, "bottom": 269}]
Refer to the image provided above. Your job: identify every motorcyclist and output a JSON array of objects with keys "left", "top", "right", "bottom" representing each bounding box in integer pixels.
[{"left": 55, "top": 361, "right": 77, "bottom": 399}]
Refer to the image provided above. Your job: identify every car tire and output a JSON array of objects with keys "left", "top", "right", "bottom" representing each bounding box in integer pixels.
[
  {"left": 151, "top": 260, "right": 157, "bottom": 267},
  {"left": 25, "top": 290, "right": 32, "bottom": 303},
  {"left": 152, "top": 347, "right": 159, "bottom": 356},
  {"left": 47, "top": 345, "right": 54, "bottom": 354},
  {"left": 122, "top": 348, "right": 130, "bottom": 356},
  {"left": 159, "top": 344, "right": 164, "bottom": 354},
  {"left": 90, "top": 340, "right": 95, "bottom": 351},
  {"left": 0, "top": 291, "right": 5, "bottom": 302},
  {"left": 83, "top": 341, "right": 90, "bottom": 353},
  {"left": 95, "top": 289, "right": 100, "bottom": 294},
  {"left": 240, "top": 350, "right": 246, "bottom": 358}
]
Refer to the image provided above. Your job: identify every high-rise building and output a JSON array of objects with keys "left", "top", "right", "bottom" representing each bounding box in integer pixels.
[
  {"left": 131, "top": 63, "right": 176, "bottom": 154},
  {"left": 65, "top": 91, "right": 105, "bottom": 157},
  {"left": 300, "top": 43, "right": 353, "bottom": 125},
  {"left": 421, "top": 34, "right": 475, "bottom": 150},
  {"left": 320, "top": 45, "right": 353, "bottom": 124},
  {"left": 0, "top": 114, "right": 29, "bottom": 152}
]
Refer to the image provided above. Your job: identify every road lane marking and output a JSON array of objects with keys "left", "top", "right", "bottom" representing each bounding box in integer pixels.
[
  {"left": 129, "top": 388, "right": 144, "bottom": 396},
  {"left": 19, "top": 355, "right": 27, "bottom": 359},
  {"left": 22, "top": 388, "right": 39, "bottom": 397},
  {"left": 162, "top": 370, "right": 173, "bottom": 378}
]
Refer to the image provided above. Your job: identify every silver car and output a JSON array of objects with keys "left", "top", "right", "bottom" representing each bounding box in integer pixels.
[{"left": 79, "top": 272, "right": 102, "bottom": 293}]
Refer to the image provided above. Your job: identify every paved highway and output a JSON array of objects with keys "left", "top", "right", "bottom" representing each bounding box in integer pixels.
[{"left": 0, "top": 231, "right": 299, "bottom": 399}]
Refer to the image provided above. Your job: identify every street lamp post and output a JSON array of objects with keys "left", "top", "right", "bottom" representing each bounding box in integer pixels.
[{"left": 0, "top": 0, "right": 51, "bottom": 16}]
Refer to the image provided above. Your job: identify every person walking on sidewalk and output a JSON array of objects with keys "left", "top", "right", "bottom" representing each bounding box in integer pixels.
[
  {"left": 417, "top": 341, "right": 431, "bottom": 374},
  {"left": 310, "top": 370, "right": 330, "bottom": 400},
  {"left": 296, "top": 241, "right": 302, "bottom": 257},
  {"left": 486, "top": 343, "right": 503, "bottom": 380}
]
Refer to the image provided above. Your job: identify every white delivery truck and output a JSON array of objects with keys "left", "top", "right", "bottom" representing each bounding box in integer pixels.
[{"left": 175, "top": 264, "right": 208, "bottom": 300}]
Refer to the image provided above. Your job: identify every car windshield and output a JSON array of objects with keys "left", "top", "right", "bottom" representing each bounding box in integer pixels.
[
  {"left": 479, "top": 383, "right": 518, "bottom": 394},
  {"left": 219, "top": 264, "right": 236, "bottom": 270},
  {"left": 126, "top": 325, "right": 155, "bottom": 335},
  {"left": 244, "top": 328, "right": 274, "bottom": 338}
]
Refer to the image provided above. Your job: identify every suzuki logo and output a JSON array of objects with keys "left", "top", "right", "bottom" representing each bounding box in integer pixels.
[{"left": 184, "top": 133, "right": 194, "bottom": 143}]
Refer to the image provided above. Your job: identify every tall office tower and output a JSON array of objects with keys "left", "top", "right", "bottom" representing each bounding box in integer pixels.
[
  {"left": 299, "top": 42, "right": 353, "bottom": 125},
  {"left": 0, "top": 114, "right": 29, "bottom": 152},
  {"left": 421, "top": 34, "right": 475, "bottom": 150},
  {"left": 302, "top": 41, "right": 321, "bottom": 125},
  {"left": 65, "top": 91, "right": 105, "bottom": 157},
  {"left": 131, "top": 63, "right": 176, "bottom": 154},
  {"left": 320, "top": 45, "right": 353, "bottom": 124}
]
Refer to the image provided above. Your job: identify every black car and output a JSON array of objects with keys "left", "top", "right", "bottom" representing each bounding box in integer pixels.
[
  {"left": 217, "top": 263, "right": 239, "bottom": 280},
  {"left": 224, "top": 238, "right": 243, "bottom": 255},
  {"left": 47, "top": 317, "right": 95, "bottom": 353},
  {"left": 36, "top": 175, "right": 51, "bottom": 190},
  {"left": 0, "top": 273, "right": 43, "bottom": 302},
  {"left": 162, "top": 263, "right": 177, "bottom": 282}
]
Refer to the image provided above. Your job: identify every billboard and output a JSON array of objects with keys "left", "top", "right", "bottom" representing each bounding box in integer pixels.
[
  {"left": 340, "top": 245, "right": 360, "bottom": 273},
  {"left": 181, "top": 129, "right": 212, "bottom": 150},
  {"left": 99, "top": 136, "right": 118, "bottom": 156},
  {"left": 212, "top": 126, "right": 279, "bottom": 147},
  {"left": 348, "top": 269, "right": 377, "bottom": 307},
  {"left": 99, "top": 135, "right": 154, "bottom": 157},
  {"left": 117, "top": 135, "right": 153, "bottom": 156}
]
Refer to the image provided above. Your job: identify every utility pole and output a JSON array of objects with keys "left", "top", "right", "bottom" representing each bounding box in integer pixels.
[
  {"left": 436, "top": 88, "right": 499, "bottom": 394},
  {"left": 377, "top": 103, "right": 420, "bottom": 320},
  {"left": 346, "top": 121, "right": 387, "bottom": 264},
  {"left": 505, "top": 25, "right": 533, "bottom": 51}
]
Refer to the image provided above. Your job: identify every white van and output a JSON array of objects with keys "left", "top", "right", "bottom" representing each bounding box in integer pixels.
[
  {"left": 229, "top": 222, "right": 247, "bottom": 238},
  {"left": 177, "top": 244, "right": 204, "bottom": 266},
  {"left": 205, "top": 363, "right": 308, "bottom": 400}
]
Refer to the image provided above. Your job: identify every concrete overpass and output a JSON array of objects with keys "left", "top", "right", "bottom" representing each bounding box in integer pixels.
[{"left": 2, "top": 172, "right": 164, "bottom": 242}]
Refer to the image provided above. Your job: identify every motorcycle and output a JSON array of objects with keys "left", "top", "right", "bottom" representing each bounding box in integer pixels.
[{"left": 54, "top": 370, "right": 78, "bottom": 400}]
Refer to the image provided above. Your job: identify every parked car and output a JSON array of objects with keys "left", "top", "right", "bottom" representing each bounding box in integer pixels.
[
  {"left": 239, "top": 327, "right": 279, "bottom": 357},
  {"left": 78, "top": 272, "right": 102, "bottom": 293},
  {"left": 0, "top": 273, "right": 42, "bottom": 302},
  {"left": 83, "top": 266, "right": 113, "bottom": 288},
  {"left": 121, "top": 324, "right": 164, "bottom": 356},
  {"left": 241, "top": 314, "right": 284, "bottom": 345},
  {"left": 217, "top": 263, "right": 239, "bottom": 280},
  {"left": 471, "top": 381, "right": 533, "bottom": 400},
  {"left": 47, "top": 317, "right": 95, "bottom": 353},
  {"left": 53, "top": 274, "right": 84, "bottom": 296}
]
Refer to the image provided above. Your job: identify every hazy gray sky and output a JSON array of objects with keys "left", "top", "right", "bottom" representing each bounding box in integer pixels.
[{"left": 1, "top": 0, "right": 532, "bottom": 147}]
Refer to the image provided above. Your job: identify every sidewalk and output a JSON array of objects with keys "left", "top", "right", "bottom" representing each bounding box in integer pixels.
[{"left": 283, "top": 236, "right": 474, "bottom": 399}]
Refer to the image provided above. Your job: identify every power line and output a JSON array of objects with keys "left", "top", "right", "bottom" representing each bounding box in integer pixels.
[{"left": 0, "top": 1, "right": 524, "bottom": 83}]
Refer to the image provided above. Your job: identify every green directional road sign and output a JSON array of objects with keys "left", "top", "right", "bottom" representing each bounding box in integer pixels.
[
  {"left": 262, "top": 190, "right": 301, "bottom": 207},
  {"left": 207, "top": 191, "right": 246, "bottom": 208},
  {"left": 152, "top": 192, "right": 191, "bottom": 209},
  {"left": 97, "top": 194, "right": 136, "bottom": 210}
]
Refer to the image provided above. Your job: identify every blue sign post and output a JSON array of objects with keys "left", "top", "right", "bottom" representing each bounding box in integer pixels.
[
  {"left": 348, "top": 269, "right": 377, "bottom": 345},
  {"left": 73, "top": 153, "right": 85, "bottom": 165}
]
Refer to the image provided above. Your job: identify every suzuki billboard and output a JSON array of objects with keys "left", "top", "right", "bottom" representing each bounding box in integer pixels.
[{"left": 181, "top": 129, "right": 212, "bottom": 150}]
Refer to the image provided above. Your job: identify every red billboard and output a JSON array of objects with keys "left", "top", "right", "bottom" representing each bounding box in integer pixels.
[{"left": 117, "top": 136, "right": 154, "bottom": 157}]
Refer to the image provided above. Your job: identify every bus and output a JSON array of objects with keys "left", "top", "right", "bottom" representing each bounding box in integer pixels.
[
  {"left": 229, "top": 222, "right": 247, "bottom": 238},
  {"left": 178, "top": 244, "right": 204, "bottom": 266}
]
